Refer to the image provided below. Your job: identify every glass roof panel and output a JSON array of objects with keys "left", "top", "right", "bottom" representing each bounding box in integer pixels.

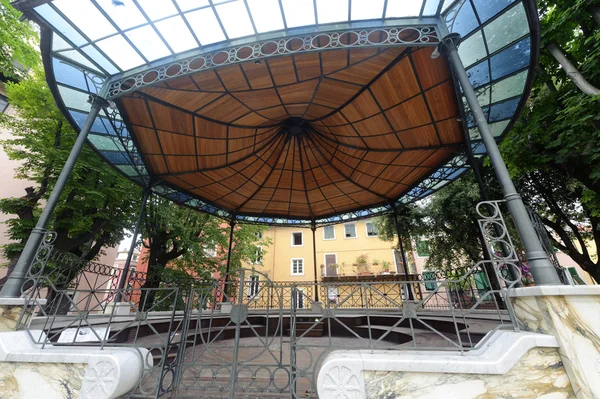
[
  {"left": 176, "top": 0, "right": 210, "bottom": 12},
  {"left": 53, "top": 58, "right": 88, "bottom": 91},
  {"left": 81, "top": 45, "right": 119, "bottom": 74},
  {"left": 490, "top": 37, "right": 530, "bottom": 80},
  {"left": 96, "top": 35, "right": 145, "bottom": 70},
  {"left": 385, "top": 0, "right": 423, "bottom": 18},
  {"left": 57, "top": 85, "right": 91, "bottom": 112},
  {"left": 484, "top": 3, "right": 528, "bottom": 53},
  {"left": 96, "top": 0, "right": 147, "bottom": 30},
  {"left": 215, "top": 1, "right": 255, "bottom": 39},
  {"left": 316, "top": 0, "right": 348, "bottom": 24},
  {"left": 57, "top": 49, "right": 103, "bottom": 73},
  {"left": 155, "top": 16, "right": 198, "bottom": 53},
  {"left": 441, "top": 0, "right": 456, "bottom": 13},
  {"left": 126, "top": 25, "right": 171, "bottom": 61},
  {"left": 52, "top": 34, "right": 71, "bottom": 51},
  {"left": 35, "top": 4, "right": 87, "bottom": 46},
  {"left": 447, "top": 0, "right": 478, "bottom": 37},
  {"left": 184, "top": 7, "right": 226, "bottom": 45},
  {"left": 423, "top": 0, "right": 442, "bottom": 15},
  {"left": 247, "top": 0, "right": 284, "bottom": 33},
  {"left": 351, "top": 0, "right": 385, "bottom": 21},
  {"left": 88, "top": 135, "right": 123, "bottom": 151},
  {"left": 491, "top": 70, "right": 527, "bottom": 103},
  {"left": 53, "top": 0, "right": 116, "bottom": 41},
  {"left": 281, "top": 0, "right": 315, "bottom": 28},
  {"left": 472, "top": 0, "right": 515, "bottom": 23},
  {"left": 466, "top": 60, "right": 490, "bottom": 88},
  {"left": 136, "top": 0, "right": 178, "bottom": 21},
  {"left": 458, "top": 29, "right": 486, "bottom": 67}
]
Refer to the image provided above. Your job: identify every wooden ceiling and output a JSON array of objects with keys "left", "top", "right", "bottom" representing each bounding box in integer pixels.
[{"left": 118, "top": 46, "right": 463, "bottom": 219}]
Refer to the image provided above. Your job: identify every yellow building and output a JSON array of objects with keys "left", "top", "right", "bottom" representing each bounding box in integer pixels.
[{"left": 246, "top": 220, "right": 401, "bottom": 284}]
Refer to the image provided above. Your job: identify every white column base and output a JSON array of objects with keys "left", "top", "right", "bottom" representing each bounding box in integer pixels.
[{"left": 0, "top": 330, "right": 149, "bottom": 399}]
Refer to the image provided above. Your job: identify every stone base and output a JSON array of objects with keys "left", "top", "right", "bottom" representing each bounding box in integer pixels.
[
  {"left": 510, "top": 285, "right": 600, "bottom": 399},
  {"left": 317, "top": 330, "right": 570, "bottom": 398},
  {"left": 104, "top": 301, "right": 131, "bottom": 316},
  {"left": 0, "top": 330, "right": 149, "bottom": 399},
  {"left": 221, "top": 303, "right": 233, "bottom": 314}
]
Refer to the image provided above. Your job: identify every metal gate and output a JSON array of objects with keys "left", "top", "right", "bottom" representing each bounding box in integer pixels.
[{"left": 173, "top": 269, "right": 292, "bottom": 398}]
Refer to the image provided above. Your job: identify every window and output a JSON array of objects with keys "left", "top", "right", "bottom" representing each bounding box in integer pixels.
[
  {"left": 293, "top": 288, "right": 305, "bottom": 309},
  {"left": 291, "top": 232, "right": 303, "bottom": 246},
  {"left": 323, "top": 225, "right": 335, "bottom": 240},
  {"left": 344, "top": 223, "right": 357, "bottom": 238},
  {"left": 291, "top": 258, "right": 304, "bottom": 275},
  {"left": 253, "top": 246, "right": 263, "bottom": 264},
  {"left": 0, "top": 95, "right": 8, "bottom": 113},
  {"left": 416, "top": 239, "right": 431, "bottom": 257},
  {"left": 365, "top": 222, "right": 378, "bottom": 237},
  {"left": 247, "top": 275, "right": 260, "bottom": 298}
]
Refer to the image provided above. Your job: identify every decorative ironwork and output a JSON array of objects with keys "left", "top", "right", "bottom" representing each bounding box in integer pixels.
[{"left": 106, "top": 26, "right": 440, "bottom": 99}]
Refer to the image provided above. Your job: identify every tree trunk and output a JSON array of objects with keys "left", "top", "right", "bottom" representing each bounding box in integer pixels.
[
  {"left": 590, "top": 6, "right": 600, "bottom": 26},
  {"left": 546, "top": 42, "right": 600, "bottom": 96}
]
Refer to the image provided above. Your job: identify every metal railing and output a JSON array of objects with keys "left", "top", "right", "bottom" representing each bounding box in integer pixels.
[{"left": 13, "top": 200, "right": 542, "bottom": 398}]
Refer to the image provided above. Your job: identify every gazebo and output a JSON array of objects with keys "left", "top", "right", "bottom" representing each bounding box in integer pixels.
[{"left": 0, "top": 0, "right": 569, "bottom": 397}]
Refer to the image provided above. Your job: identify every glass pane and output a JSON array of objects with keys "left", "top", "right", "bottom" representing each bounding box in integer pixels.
[
  {"left": 35, "top": 4, "right": 87, "bottom": 46},
  {"left": 385, "top": 0, "right": 423, "bottom": 18},
  {"left": 185, "top": 8, "right": 226, "bottom": 45},
  {"left": 96, "top": 0, "right": 147, "bottom": 30},
  {"left": 316, "top": 0, "right": 348, "bottom": 24},
  {"left": 458, "top": 29, "right": 486, "bottom": 68},
  {"left": 490, "top": 37, "right": 530, "bottom": 80},
  {"left": 472, "top": 0, "right": 515, "bottom": 23},
  {"left": 58, "top": 85, "right": 91, "bottom": 112},
  {"left": 57, "top": 50, "right": 103, "bottom": 74},
  {"left": 96, "top": 35, "right": 145, "bottom": 70},
  {"left": 88, "top": 134, "right": 122, "bottom": 151},
  {"left": 491, "top": 70, "right": 527, "bottom": 103},
  {"left": 216, "top": 1, "right": 255, "bottom": 39},
  {"left": 423, "top": 0, "right": 441, "bottom": 15},
  {"left": 176, "top": 0, "right": 210, "bottom": 12},
  {"left": 441, "top": 0, "right": 456, "bottom": 13},
  {"left": 155, "top": 16, "right": 198, "bottom": 53},
  {"left": 281, "top": 0, "right": 315, "bottom": 28},
  {"left": 52, "top": 33, "right": 71, "bottom": 51},
  {"left": 53, "top": 58, "right": 88, "bottom": 91},
  {"left": 53, "top": 0, "right": 116, "bottom": 40},
  {"left": 447, "top": 0, "right": 478, "bottom": 37},
  {"left": 100, "top": 151, "right": 131, "bottom": 165},
  {"left": 69, "top": 110, "right": 109, "bottom": 134},
  {"left": 126, "top": 25, "right": 171, "bottom": 61},
  {"left": 136, "top": 0, "right": 178, "bottom": 20},
  {"left": 489, "top": 97, "right": 519, "bottom": 122},
  {"left": 117, "top": 165, "right": 139, "bottom": 176},
  {"left": 466, "top": 60, "right": 490, "bottom": 88},
  {"left": 247, "top": 0, "right": 284, "bottom": 33},
  {"left": 484, "top": 3, "right": 528, "bottom": 53},
  {"left": 351, "top": 0, "right": 384, "bottom": 21},
  {"left": 81, "top": 45, "right": 119, "bottom": 74}
]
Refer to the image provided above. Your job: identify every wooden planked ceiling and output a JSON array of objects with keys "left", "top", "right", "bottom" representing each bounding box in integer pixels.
[{"left": 118, "top": 46, "right": 464, "bottom": 219}]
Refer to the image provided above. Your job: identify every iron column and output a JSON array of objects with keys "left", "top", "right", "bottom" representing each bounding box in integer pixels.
[
  {"left": 0, "top": 95, "right": 109, "bottom": 298},
  {"left": 439, "top": 34, "right": 560, "bottom": 285},
  {"left": 392, "top": 209, "right": 414, "bottom": 300},
  {"left": 311, "top": 223, "right": 319, "bottom": 303},
  {"left": 115, "top": 187, "right": 151, "bottom": 302},
  {"left": 222, "top": 218, "right": 236, "bottom": 301}
]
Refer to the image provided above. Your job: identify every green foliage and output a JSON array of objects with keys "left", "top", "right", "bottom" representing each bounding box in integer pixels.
[
  {"left": 0, "top": 0, "right": 39, "bottom": 79},
  {"left": 0, "top": 70, "right": 140, "bottom": 268},
  {"left": 141, "top": 196, "right": 271, "bottom": 290}
]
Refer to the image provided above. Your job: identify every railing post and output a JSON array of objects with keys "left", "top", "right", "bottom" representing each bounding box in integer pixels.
[
  {"left": 222, "top": 217, "right": 236, "bottom": 301},
  {"left": 0, "top": 95, "right": 109, "bottom": 298},
  {"left": 311, "top": 223, "right": 319, "bottom": 303},
  {"left": 115, "top": 187, "right": 151, "bottom": 302},
  {"left": 438, "top": 33, "right": 561, "bottom": 285}
]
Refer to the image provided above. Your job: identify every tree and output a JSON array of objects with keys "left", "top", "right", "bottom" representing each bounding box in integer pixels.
[
  {"left": 140, "top": 196, "right": 270, "bottom": 304},
  {"left": 0, "top": 0, "right": 39, "bottom": 80},
  {"left": 0, "top": 69, "right": 141, "bottom": 287}
]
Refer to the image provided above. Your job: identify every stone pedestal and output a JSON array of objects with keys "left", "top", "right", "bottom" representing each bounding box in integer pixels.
[
  {"left": 104, "top": 302, "right": 131, "bottom": 316},
  {"left": 221, "top": 302, "right": 233, "bottom": 314},
  {"left": 510, "top": 285, "right": 600, "bottom": 399}
]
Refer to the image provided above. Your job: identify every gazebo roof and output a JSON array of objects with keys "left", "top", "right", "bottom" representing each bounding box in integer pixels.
[{"left": 15, "top": 0, "right": 538, "bottom": 226}]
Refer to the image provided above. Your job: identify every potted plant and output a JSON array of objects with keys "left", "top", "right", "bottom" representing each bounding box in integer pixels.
[
  {"left": 356, "top": 254, "right": 372, "bottom": 275},
  {"left": 381, "top": 260, "right": 391, "bottom": 275},
  {"left": 320, "top": 264, "right": 325, "bottom": 276},
  {"left": 340, "top": 262, "right": 347, "bottom": 276}
]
